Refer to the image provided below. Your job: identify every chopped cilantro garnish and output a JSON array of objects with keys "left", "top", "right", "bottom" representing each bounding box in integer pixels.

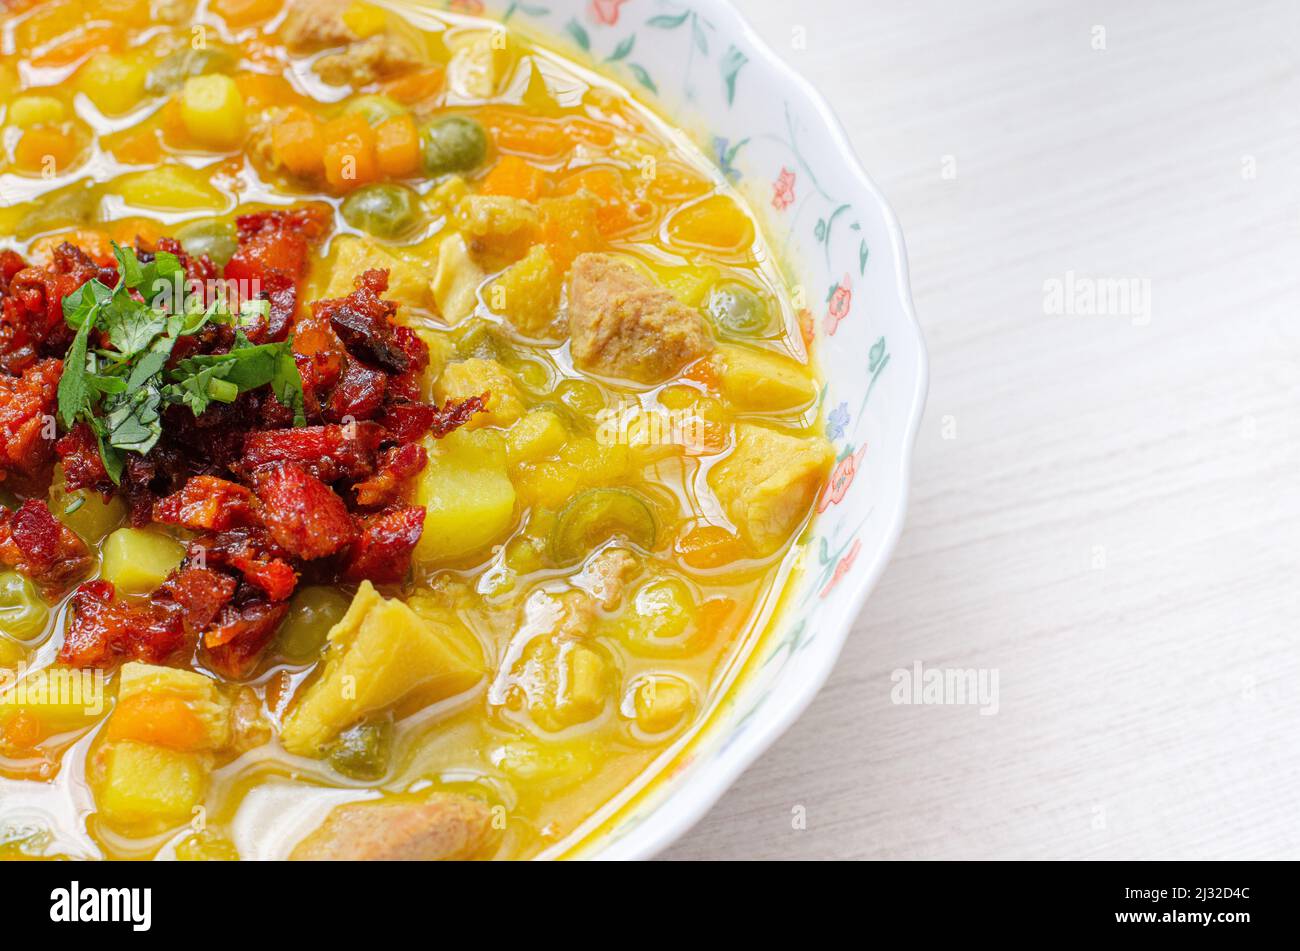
[{"left": 54, "top": 242, "right": 306, "bottom": 483}]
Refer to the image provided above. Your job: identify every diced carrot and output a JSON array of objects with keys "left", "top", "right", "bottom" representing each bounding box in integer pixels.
[
  {"left": 667, "top": 194, "right": 755, "bottom": 253},
  {"left": 14, "top": 127, "right": 80, "bottom": 174},
  {"left": 235, "top": 72, "right": 293, "bottom": 110},
  {"left": 676, "top": 525, "right": 745, "bottom": 570},
  {"left": 698, "top": 596, "right": 739, "bottom": 645},
  {"left": 108, "top": 217, "right": 164, "bottom": 248},
  {"left": 374, "top": 113, "right": 420, "bottom": 178},
  {"left": 30, "top": 229, "right": 114, "bottom": 266},
  {"left": 480, "top": 108, "right": 571, "bottom": 159},
  {"left": 273, "top": 106, "right": 326, "bottom": 178},
  {"left": 322, "top": 113, "right": 378, "bottom": 191},
  {"left": 682, "top": 353, "right": 721, "bottom": 390},
  {"left": 382, "top": 67, "right": 444, "bottom": 108},
  {"left": 0, "top": 710, "right": 44, "bottom": 750},
  {"left": 211, "top": 0, "right": 281, "bottom": 28},
  {"left": 538, "top": 194, "right": 601, "bottom": 271},
  {"left": 480, "top": 154, "right": 548, "bottom": 201},
  {"left": 159, "top": 96, "right": 189, "bottom": 146},
  {"left": 108, "top": 125, "right": 163, "bottom": 165},
  {"left": 31, "top": 25, "right": 119, "bottom": 68},
  {"left": 564, "top": 116, "right": 616, "bottom": 149},
  {"left": 556, "top": 165, "right": 646, "bottom": 235},
  {"left": 105, "top": 694, "right": 208, "bottom": 751},
  {"left": 648, "top": 160, "right": 712, "bottom": 201}
]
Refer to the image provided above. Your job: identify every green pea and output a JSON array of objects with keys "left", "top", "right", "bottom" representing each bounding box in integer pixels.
[
  {"left": 174, "top": 218, "right": 238, "bottom": 267},
  {"left": 0, "top": 571, "right": 50, "bottom": 642},
  {"left": 17, "top": 181, "right": 99, "bottom": 239},
  {"left": 343, "top": 94, "right": 407, "bottom": 127},
  {"left": 145, "top": 47, "right": 235, "bottom": 94},
  {"left": 706, "top": 282, "right": 772, "bottom": 336},
  {"left": 551, "top": 488, "right": 656, "bottom": 565},
  {"left": 340, "top": 183, "right": 425, "bottom": 240},
  {"left": 326, "top": 718, "right": 393, "bottom": 780},
  {"left": 421, "top": 116, "right": 488, "bottom": 177},
  {"left": 453, "top": 319, "right": 509, "bottom": 361},
  {"left": 275, "top": 587, "right": 351, "bottom": 663}
]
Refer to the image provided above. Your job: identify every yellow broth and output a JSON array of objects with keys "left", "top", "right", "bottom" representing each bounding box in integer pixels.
[{"left": 0, "top": 0, "right": 832, "bottom": 859}]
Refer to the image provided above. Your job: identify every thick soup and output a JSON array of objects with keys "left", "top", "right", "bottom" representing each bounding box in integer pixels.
[{"left": 0, "top": 0, "right": 833, "bottom": 859}]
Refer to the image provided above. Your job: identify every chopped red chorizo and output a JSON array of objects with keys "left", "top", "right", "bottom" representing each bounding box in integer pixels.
[
  {"left": 203, "top": 599, "right": 290, "bottom": 680},
  {"left": 152, "top": 476, "right": 258, "bottom": 532},
  {"left": 317, "top": 269, "right": 415, "bottom": 374},
  {"left": 0, "top": 244, "right": 110, "bottom": 373},
  {"left": 240, "top": 423, "right": 385, "bottom": 483},
  {"left": 59, "top": 580, "right": 187, "bottom": 669},
  {"left": 325, "top": 357, "right": 388, "bottom": 423},
  {"left": 0, "top": 358, "right": 60, "bottom": 480},
  {"left": 193, "top": 527, "right": 300, "bottom": 603},
  {"left": 55, "top": 422, "right": 112, "bottom": 495},
  {"left": 253, "top": 463, "right": 356, "bottom": 561},
  {"left": 342, "top": 505, "right": 424, "bottom": 584},
  {"left": 0, "top": 499, "right": 94, "bottom": 598},
  {"left": 353, "top": 443, "right": 427, "bottom": 508},
  {"left": 154, "top": 565, "right": 239, "bottom": 635}
]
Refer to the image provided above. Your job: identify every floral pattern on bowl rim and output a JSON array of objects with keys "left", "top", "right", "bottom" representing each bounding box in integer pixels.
[{"left": 427, "top": 0, "right": 928, "bottom": 858}]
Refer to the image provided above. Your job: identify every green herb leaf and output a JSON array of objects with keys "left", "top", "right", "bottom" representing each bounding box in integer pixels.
[{"left": 56, "top": 310, "right": 98, "bottom": 429}]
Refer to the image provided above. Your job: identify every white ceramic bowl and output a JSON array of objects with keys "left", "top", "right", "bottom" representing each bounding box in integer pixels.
[{"left": 423, "top": 0, "right": 928, "bottom": 858}]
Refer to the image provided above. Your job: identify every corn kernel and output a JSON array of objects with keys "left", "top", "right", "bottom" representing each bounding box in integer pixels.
[{"left": 631, "top": 675, "right": 693, "bottom": 733}]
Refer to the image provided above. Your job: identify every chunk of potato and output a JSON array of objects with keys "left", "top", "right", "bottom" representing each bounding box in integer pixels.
[
  {"left": 506, "top": 409, "right": 568, "bottom": 465},
  {"left": 709, "top": 424, "right": 834, "bottom": 554},
  {"left": 716, "top": 344, "right": 817, "bottom": 412},
  {"left": 511, "top": 631, "right": 610, "bottom": 733},
  {"left": 413, "top": 428, "right": 517, "bottom": 564},
  {"left": 429, "top": 232, "right": 486, "bottom": 323},
  {"left": 101, "top": 527, "right": 185, "bottom": 594},
  {"left": 106, "top": 662, "right": 231, "bottom": 752},
  {"left": 630, "top": 674, "right": 694, "bottom": 733},
  {"left": 326, "top": 234, "right": 429, "bottom": 309},
  {"left": 6, "top": 95, "right": 65, "bottom": 128},
  {"left": 0, "top": 664, "right": 105, "bottom": 734},
  {"left": 280, "top": 581, "right": 485, "bottom": 756},
  {"left": 489, "top": 245, "right": 562, "bottom": 337},
  {"left": 78, "top": 52, "right": 150, "bottom": 117},
  {"left": 446, "top": 30, "right": 513, "bottom": 100},
  {"left": 455, "top": 194, "right": 538, "bottom": 265},
  {"left": 434, "top": 357, "right": 523, "bottom": 428},
  {"left": 113, "top": 165, "right": 227, "bottom": 212},
  {"left": 181, "top": 75, "right": 245, "bottom": 150},
  {"left": 95, "top": 740, "right": 208, "bottom": 828}
]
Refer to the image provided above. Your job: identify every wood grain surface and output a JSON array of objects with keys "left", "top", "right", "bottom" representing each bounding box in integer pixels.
[{"left": 662, "top": 0, "right": 1300, "bottom": 860}]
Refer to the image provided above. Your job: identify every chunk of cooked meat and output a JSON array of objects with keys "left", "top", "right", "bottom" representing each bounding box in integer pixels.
[
  {"left": 709, "top": 424, "right": 835, "bottom": 555},
  {"left": 224, "top": 205, "right": 331, "bottom": 341},
  {"left": 314, "top": 34, "right": 420, "bottom": 87},
  {"left": 0, "top": 499, "right": 94, "bottom": 599},
  {"left": 281, "top": 0, "right": 357, "bottom": 51},
  {"left": 289, "top": 794, "right": 493, "bottom": 861},
  {"left": 566, "top": 253, "right": 711, "bottom": 383},
  {"left": 576, "top": 547, "right": 639, "bottom": 610},
  {"left": 0, "top": 358, "right": 60, "bottom": 480},
  {"left": 253, "top": 463, "right": 356, "bottom": 561},
  {"left": 353, "top": 443, "right": 427, "bottom": 508},
  {"left": 152, "top": 476, "right": 258, "bottom": 532},
  {"left": 342, "top": 505, "right": 424, "bottom": 583}
]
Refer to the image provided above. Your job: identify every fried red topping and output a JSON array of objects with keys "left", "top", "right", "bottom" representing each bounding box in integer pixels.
[
  {"left": 0, "top": 499, "right": 94, "bottom": 599},
  {"left": 0, "top": 218, "right": 489, "bottom": 678}
]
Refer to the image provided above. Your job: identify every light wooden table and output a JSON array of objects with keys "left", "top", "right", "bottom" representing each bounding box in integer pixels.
[{"left": 662, "top": 0, "right": 1300, "bottom": 860}]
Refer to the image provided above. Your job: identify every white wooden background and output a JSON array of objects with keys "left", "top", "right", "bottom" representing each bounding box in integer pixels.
[{"left": 662, "top": 0, "right": 1300, "bottom": 860}]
